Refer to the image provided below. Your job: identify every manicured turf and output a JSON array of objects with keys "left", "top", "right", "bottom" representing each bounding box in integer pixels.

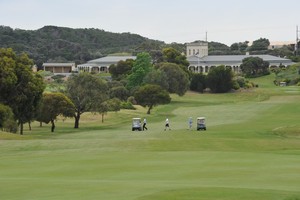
[{"left": 1, "top": 75, "right": 300, "bottom": 200}]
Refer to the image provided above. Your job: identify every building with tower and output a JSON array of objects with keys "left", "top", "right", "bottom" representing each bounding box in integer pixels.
[{"left": 186, "top": 41, "right": 294, "bottom": 73}]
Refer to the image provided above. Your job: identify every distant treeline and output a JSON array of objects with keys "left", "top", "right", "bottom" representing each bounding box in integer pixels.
[{"left": 1, "top": 25, "right": 298, "bottom": 67}]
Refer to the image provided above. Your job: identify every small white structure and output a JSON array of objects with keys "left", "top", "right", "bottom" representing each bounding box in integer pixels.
[
  {"left": 42, "top": 63, "right": 76, "bottom": 75},
  {"left": 279, "top": 82, "right": 287, "bottom": 86}
]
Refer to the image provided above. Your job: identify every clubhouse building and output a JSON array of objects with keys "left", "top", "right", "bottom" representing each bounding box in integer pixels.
[
  {"left": 186, "top": 42, "right": 294, "bottom": 73},
  {"left": 42, "top": 42, "right": 294, "bottom": 75},
  {"left": 77, "top": 56, "right": 136, "bottom": 73}
]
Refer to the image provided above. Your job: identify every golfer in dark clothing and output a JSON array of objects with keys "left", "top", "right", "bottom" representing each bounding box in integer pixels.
[{"left": 143, "top": 118, "right": 148, "bottom": 131}]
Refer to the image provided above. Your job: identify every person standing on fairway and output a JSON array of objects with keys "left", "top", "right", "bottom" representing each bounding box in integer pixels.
[
  {"left": 143, "top": 118, "right": 148, "bottom": 131},
  {"left": 188, "top": 117, "right": 193, "bottom": 130},
  {"left": 165, "top": 118, "right": 171, "bottom": 131}
]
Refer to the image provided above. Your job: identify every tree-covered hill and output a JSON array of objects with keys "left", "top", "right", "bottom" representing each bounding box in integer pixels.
[
  {"left": 2, "top": 25, "right": 298, "bottom": 67},
  {"left": 0, "top": 25, "right": 165, "bottom": 66}
]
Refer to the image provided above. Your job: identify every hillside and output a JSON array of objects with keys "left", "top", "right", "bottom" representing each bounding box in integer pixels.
[
  {"left": 2, "top": 25, "right": 295, "bottom": 68},
  {"left": 0, "top": 25, "right": 165, "bottom": 66}
]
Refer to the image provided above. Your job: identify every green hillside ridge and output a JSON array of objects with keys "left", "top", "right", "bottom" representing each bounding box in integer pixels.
[{"left": 2, "top": 25, "right": 298, "bottom": 68}]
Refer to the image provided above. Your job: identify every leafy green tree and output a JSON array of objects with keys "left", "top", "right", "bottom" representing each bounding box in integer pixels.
[
  {"left": 206, "top": 65, "right": 233, "bottom": 93},
  {"left": 98, "top": 101, "right": 108, "bottom": 123},
  {"left": 240, "top": 57, "right": 270, "bottom": 77},
  {"left": 106, "top": 98, "right": 121, "bottom": 112},
  {"left": 37, "top": 93, "right": 75, "bottom": 132},
  {"left": 159, "top": 63, "right": 189, "bottom": 96},
  {"left": 0, "top": 48, "right": 17, "bottom": 103},
  {"left": 230, "top": 41, "right": 249, "bottom": 53},
  {"left": 250, "top": 38, "right": 270, "bottom": 51},
  {"left": 0, "top": 103, "right": 17, "bottom": 133},
  {"left": 109, "top": 86, "right": 129, "bottom": 101},
  {"left": 65, "top": 73, "right": 109, "bottom": 128},
  {"left": 97, "top": 98, "right": 121, "bottom": 123},
  {"left": 162, "top": 47, "right": 189, "bottom": 68},
  {"left": 190, "top": 73, "right": 206, "bottom": 93},
  {"left": 109, "top": 59, "right": 134, "bottom": 80},
  {"left": 127, "top": 52, "right": 153, "bottom": 89},
  {"left": 208, "top": 41, "right": 231, "bottom": 55},
  {"left": 0, "top": 48, "right": 45, "bottom": 134},
  {"left": 134, "top": 84, "right": 171, "bottom": 114},
  {"left": 143, "top": 69, "right": 169, "bottom": 91}
]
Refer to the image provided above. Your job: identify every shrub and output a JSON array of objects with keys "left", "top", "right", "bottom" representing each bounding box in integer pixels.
[
  {"left": 127, "top": 96, "right": 137, "bottom": 105},
  {"left": 3, "top": 119, "right": 18, "bottom": 133},
  {"left": 232, "top": 80, "right": 240, "bottom": 90},
  {"left": 120, "top": 102, "right": 136, "bottom": 110}
]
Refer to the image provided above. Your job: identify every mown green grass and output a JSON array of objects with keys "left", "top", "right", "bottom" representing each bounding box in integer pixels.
[{"left": 0, "top": 74, "right": 300, "bottom": 200}]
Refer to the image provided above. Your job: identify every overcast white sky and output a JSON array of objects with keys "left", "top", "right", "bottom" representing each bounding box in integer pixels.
[{"left": 0, "top": 0, "right": 299, "bottom": 45}]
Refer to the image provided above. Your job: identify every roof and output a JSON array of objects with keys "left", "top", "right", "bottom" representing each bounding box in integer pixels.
[
  {"left": 187, "top": 55, "right": 294, "bottom": 66},
  {"left": 43, "top": 63, "right": 75, "bottom": 67},
  {"left": 88, "top": 56, "right": 136, "bottom": 64}
]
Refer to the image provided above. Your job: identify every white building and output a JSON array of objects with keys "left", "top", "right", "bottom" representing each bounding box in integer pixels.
[
  {"left": 186, "top": 42, "right": 294, "bottom": 73},
  {"left": 77, "top": 56, "right": 136, "bottom": 73},
  {"left": 42, "top": 63, "right": 76, "bottom": 75}
]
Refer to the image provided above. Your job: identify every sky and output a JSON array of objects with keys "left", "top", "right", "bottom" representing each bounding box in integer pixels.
[{"left": 0, "top": 0, "right": 299, "bottom": 46}]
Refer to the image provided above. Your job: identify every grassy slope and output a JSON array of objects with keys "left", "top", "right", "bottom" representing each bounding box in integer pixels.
[{"left": 0, "top": 74, "right": 300, "bottom": 200}]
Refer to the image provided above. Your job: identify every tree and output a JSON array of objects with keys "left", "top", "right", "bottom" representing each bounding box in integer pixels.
[
  {"left": 97, "top": 98, "right": 121, "bottom": 123},
  {"left": 143, "top": 69, "right": 169, "bottom": 91},
  {"left": 109, "top": 86, "right": 129, "bottom": 101},
  {"left": 206, "top": 65, "right": 233, "bottom": 93},
  {"left": 159, "top": 63, "right": 189, "bottom": 96},
  {"left": 37, "top": 93, "right": 75, "bottom": 132},
  {"left": 126, "top": 52, "right": 153, "bottom": 89},
  {"left": 134, "top": 84, "right": 171, "bottom": 114},
  {"left": 230, "top": 41, "right": 249, "bottom": 53},
  {"left": 65, "top": 73, "right": 108, "bottom": 128},
  {"left": 0, "top": 103, "right": 17, "bottom": 133},
  {"left": 190, "top": 73, "right": 206, "bottom": 93},
  {"left": 250, "top": 38, "right": 270, "bottom": 51},
  {"left": 162, "top": 47, "right": 189, "bottom": 68},
  {"left": 0, "top": 48, "right": 45, "bottom": 135},
  {"left": 109, "top": 59, "right": 134, "bottom": 80},
  {"left": 240, "top": 57, "right": 270, "bottom": 77},
  {"left": 0, "top": 48, "right": 17, "bottom": 103}
]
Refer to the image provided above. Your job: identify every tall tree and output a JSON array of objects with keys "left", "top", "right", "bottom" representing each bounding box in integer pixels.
[
  {"left": 126, "top": 52, "right": 153, "bottom": 89},
  {"left": 206, "top": 65, "right": 233, "bottom": 93},
  {"left": 240, "top": 57, "right": 270, "bottom": 77},
  {"left": 250, "top": 38, "right": 270, "bottom": 51},
  {"left": 143, "top": 69, "right": 169, "bottom": 91},
  {"left": 134, "top": 84, "right": 171, "bottom": 114},
  {"left": 190, "top": 73, "right": 206, "bottom": 93},
  {"left": 37, "top": 93, "right": 75, "bottom": 132},
  {"left": 0, "top": 103, "right": 17, "bottom": 133},
  {"left": 159, "top": 63, "right": 189, "bottom": 96},
  {"left": 65, "top": 73, "right": 108, "bottom": 128},
  {"left": 162, "top": 47, "right": 189, "bottom": 68},
  {"left": 0, "top": 48, "right": 45, "bottom": 134},
  {"left": 109, "top": 59, "right": 134, "bottom": 80}
]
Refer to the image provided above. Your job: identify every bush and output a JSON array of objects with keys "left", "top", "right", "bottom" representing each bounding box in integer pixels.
[
  {"left": 120, "top": 102, "right": 136, "bottom": 110},
  {"left": 127, "top": 96, "right": 137, "bottom": 105},
  {"left": 0, "top": 104, "right": 17, "bottom": 133},
  {"left": 3, "top": 119, "right": 18, "bottom": 133},
  {"left": 232, "top": 80, "right": 240, "bottom": 90}
]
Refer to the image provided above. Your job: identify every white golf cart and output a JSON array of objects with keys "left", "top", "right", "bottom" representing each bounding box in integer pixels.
[
  {"left": 197, "top": 117, "right": 206, "bottom": 131},
  {"left": 132, "top": 118, "right": 142, "bottom": 131}
]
